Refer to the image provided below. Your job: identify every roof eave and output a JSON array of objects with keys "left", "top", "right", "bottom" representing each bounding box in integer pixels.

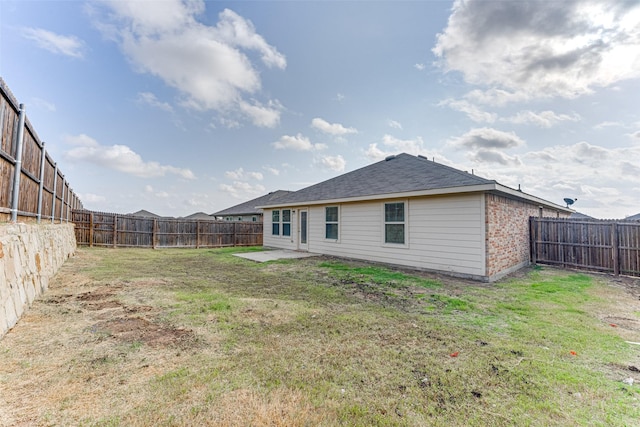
[{"left": 258, "top": 182, "right": 572, "bottom": 213}]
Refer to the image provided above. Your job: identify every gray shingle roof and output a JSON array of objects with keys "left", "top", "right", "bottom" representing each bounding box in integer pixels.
[
  {"left": 624, "top": 213, "right": 640, "bottom": 221},
  {"left": 129, "top": 209, "right": 161, "bottom": 218},
  {"left": 212, "top": 190, "right": 293, "bottom": 216},
  {"left": 262, "top": 153, "right": 494, "bottom": 206},
  {"left": 184, "top": 212, "right": 216, "bottom": 220}
]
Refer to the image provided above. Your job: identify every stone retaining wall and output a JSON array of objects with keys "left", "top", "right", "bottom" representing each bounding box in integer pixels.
[{"left": 0, "top": 223, "right": 76, "bottom": 337}]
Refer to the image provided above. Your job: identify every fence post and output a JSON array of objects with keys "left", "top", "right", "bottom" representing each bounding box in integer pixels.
[
  {"left": 59, "top": 177, "right": 65, "bottom": 223},
  {"left": 530, "top": 217, "right": 537, "bottom": 265},
  {"left": 234, "top": 222, "right": 237, "bottom": 246},
  {"left": 36, "top": 141, "right": 46, "bottom": 223},
  {"left": 196, "top": 220, "right": 200, "bottom": 249},
  {"left": 51, "top": 163, "right": 58, "bottom": 223},
  {"left": 612, "top": 222, "right": 620, "bottom": 276},
  {"left": 89, "top": 212, "right": 94, "bottom": 247},
  {"left": 153, "top": 219, "right": 158, "bottom": 249},
  {"left": 113, "top": 214, "right": 118, "bottom": 248},
  {"left": 9, "top": 104, "right": 26, "bottom": 222}
]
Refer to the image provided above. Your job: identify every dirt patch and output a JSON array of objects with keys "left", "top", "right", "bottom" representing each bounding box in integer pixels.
[
  {"left": 603, "top": 316, "right": 640, "bottom": 331},
  {"left": 91, "top": 317, "right": 196, "bottom": 348}
]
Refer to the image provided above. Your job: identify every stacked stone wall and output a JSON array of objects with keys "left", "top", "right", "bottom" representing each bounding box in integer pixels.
[
  {"left": 485, "top": 194, "right": 568, "bottom": 280},
  {"left": 0, "top": 223, "right": 76, "bottom": 337}
]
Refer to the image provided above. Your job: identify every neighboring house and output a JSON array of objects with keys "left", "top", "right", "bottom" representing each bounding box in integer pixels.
[
  {"left": 212, "top": 190, "right": 292, "bottom": 222},
  {"left": 569, "top": 211, "right": 595, "bottom": 220},
  {"left": 624, "top": 213, "right": 640, "bottom": 221},
  {"left": 129, "top": 209, "right": 162, "bottom": 218},
  {"left": 259, "top": 153, "right": 572, "bottom": 282},
  {"left": 184, "top": 212, "right": 216, "bottom": 220}
]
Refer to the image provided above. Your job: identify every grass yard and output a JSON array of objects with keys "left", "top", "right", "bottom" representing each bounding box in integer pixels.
[{"left": 1, "top": 247, "right": 639, "bottom": 426}]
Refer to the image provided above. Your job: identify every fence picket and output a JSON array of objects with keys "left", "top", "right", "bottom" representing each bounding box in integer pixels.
[
  {"left": 72, "top": 210, "right": 263, "bottom": 248},
  {"left": 530, "top": 217, "right": 640, "bottom": 277}
]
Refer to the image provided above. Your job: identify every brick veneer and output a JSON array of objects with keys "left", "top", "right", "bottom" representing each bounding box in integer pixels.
[{"left": 485, "top": 194, "right": 568, "bottom": 280}]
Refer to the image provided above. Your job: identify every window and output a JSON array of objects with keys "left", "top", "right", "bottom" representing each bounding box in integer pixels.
[
  {"left": 272, "top": 210, "right": 280, "bottom": 235},
  {"left": 282, "top": 209, "right": 291, "bottom": 236},
  {"left": 384, "top": 202, "right": 405, "bottom": 244},
  {"left": 325, "top": 206, "right": 339, "bottom": 240},
  {"left": 238, "top": 217, "right": 242, "bottom": 221},
  {"left": 252, "top": 216, "right": 257, "bottom": 222}
]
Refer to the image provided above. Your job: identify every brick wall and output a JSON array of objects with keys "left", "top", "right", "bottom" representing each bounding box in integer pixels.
[{"left": 485, "top": 194, "right": 568, "bottom": 280}]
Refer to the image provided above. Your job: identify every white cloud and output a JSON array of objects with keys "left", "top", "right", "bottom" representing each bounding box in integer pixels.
[
  {"left": 219, "top": 181, "right": 266, "bottom": 199},
  {"left": 471, "top": 149, "right": 522, "bottom": 166},
  {"left": 502, "top": 110, "right": 581, "bottom": 128},
  {"left": 317, "top": 155, "right": 346, "bottom": 172},
  {"left": 628, "top": 130, "right": 640, "bottom": 141},
  {"left": 448, "top": 127, "right": 526, "bottom": 150},
  {"left": 97, "top": 1, "right": 286, "bottom": 127},
  {"left": 414, "top": 63, "right": 425, "bottom": 71},
  {"left": 238, "top": 99, "right": 283, "bottom": 128},
  {"left": 440, "top": 99, "right": 497, "bottom": 123},
  {"left": 21, "top": 27, "right": 85, "bottom": 58},
  {"left": 31, "top": 97, "right": 57, "bottom": 112},
  {"left": 263, "top": 166, "right": 280, "bottom": 176},
  {"left": 366, "top": 134, "right": 438, "bottom": 161},
  {"left": 433, "top": 1, "right": 640, "bottom": 102},
  {"left": 224, "top": 167, "right": 263, "bottom": 181},
  {"left": 272, "top": 134, "right": 327, "bottom": 151},
  {"left": 311, "top": 118, "right": 358, "bottom": 136},
  {"left": 64, "top": 133, "right": 195, "bottom": 179},
  {"left": 79, "top": 193, "right": 106, "bottom": 203},
  {"left": 136, "top": 92, "right": 173, "bottom": 112},
  {"left": 594, "top": 121, "right": 623, "bottom": 130},
  {"left": 387, "top": 119, "right": 403, "bottom": 130},
  {"left": 473, "top": 141, "right": 640, "bottom": 218}
]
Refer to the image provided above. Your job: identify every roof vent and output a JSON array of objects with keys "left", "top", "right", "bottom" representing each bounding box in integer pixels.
[
  {"left": 385, "top": 155, "right": 396, "bottom": 161},
  {"left": 417, "top": 154, "right": 427, "bottom": 160}
]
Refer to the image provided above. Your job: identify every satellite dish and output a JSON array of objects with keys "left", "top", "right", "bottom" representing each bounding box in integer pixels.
[{"left": 563, "top": 198, "right": 577, "bottom": 208}]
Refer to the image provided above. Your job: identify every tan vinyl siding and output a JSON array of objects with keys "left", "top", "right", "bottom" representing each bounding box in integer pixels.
[{"left": 296, "top": 193, "right": 486, "bottom": 277}]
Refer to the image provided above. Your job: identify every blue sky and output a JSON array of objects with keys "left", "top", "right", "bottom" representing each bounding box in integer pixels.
[{"left": 1, "top": 0, "right": 639, "bottom": 219}]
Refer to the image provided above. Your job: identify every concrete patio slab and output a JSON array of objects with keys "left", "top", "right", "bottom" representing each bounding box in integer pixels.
[{"left": 233, "top": 249, "right": 319, "bottom": 263}]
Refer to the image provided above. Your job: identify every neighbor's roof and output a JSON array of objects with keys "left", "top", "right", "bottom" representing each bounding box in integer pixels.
[
  {"left": 624, "top": 213, "right": 640, "bottom": 221},
  {"left": 212, "top": 190, "right": 293, "bottom": 216},
  {"left": 129, "top": 209, "right": 161, "bottom": 218},
  {"left": 184, "top": 212, "right": 215, "bottom": 220},
  {"left": 569, "top": 211, "right": 595, "bottom": 219},
  {"left": 259, "top": 153, "right": 571, "bottom": 212}
]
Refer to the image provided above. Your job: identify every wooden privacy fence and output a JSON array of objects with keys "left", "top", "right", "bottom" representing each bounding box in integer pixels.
[
  {"left": 530, "top": 217, "right": 640, "bottom": 277},
  {"left": 72, "top": 210, "right": 263, "bottom": 248},
  {"left": 1, "top": 78, "right": 83, "bottom": 222}
]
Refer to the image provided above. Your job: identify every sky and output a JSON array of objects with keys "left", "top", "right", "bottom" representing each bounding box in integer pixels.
[{"left": 1, "top": 0, "right": 639, "bottom": 219}]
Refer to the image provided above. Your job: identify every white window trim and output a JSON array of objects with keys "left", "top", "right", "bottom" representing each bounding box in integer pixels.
[
  {"left": 271, "top": 209, "right": 293, "bottom": 238},
  {"left": 382, "top": 200, "right": 409, "bottom": 248},
  {"left": 271, "top": 210, "right": 281, "bottom": 236},
  {"left": 282, "top": 209, "right": 292, "bottom": 237},
  {"left": 324, "top": 205, "right": 340, "bottom": 242}
]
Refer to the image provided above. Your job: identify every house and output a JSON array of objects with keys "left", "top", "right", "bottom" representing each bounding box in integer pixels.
[
  {"left": 624, "top": 213, "right": 640, "bottom": 221},
  {"left": 258, "top": 153, "right": 572, "bottom": 282},
  {"left": 129, "top": 209, "right": 162, "bottom": 218},
  {"left": 212, "top": 190, "right": 292, "bottom": 222},
  {"left": 184, "top": 212, "right": 216, "bottom": 220},
  {"left": 569, "top": 211, "right": 595, "bottom": 220}
]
